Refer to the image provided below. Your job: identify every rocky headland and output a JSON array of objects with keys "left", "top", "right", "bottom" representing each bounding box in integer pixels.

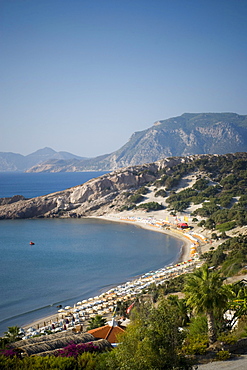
[
  {"left": 0, "top": 152, "right": 247, "bottom": 224},
  {"left": 0, "top": 154, "right": 209, "bottom": 219}
]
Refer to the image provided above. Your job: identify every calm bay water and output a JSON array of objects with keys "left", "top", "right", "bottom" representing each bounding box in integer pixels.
[
  {"left": 0, "top": 171, "right": 108, "bottom": 199},
  {"left": 0, "top": 172, "right": 181, "bottom": 335}
]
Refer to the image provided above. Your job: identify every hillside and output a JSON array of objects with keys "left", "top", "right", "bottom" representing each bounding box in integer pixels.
[
  {"left": 0, "top": 147, "right": 85, "bottom": 172},
  {"left": 0, "top": 152, "right": 246, "bottom": 232},
  {"left": 27, "top": 112, "right": 247, "bottom": 172}
]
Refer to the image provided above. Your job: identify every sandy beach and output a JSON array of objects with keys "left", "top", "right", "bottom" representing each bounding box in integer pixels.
[{"left": 22, "top": 209, "right": 209, "bottom": 334}]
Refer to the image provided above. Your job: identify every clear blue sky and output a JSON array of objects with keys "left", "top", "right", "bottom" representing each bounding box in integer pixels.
[{"left": 1, "top": 0, "right": 247, "bottom": 157}]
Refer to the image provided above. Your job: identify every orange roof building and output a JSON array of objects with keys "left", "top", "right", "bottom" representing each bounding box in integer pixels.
[{"left": 87, "top": 319, "right": 125, "bottom": 344}]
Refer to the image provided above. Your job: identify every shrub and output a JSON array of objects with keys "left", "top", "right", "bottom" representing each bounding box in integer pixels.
[
  {"left": 182, "top": 335, "right": 208, "bottom": 355},
  {"left": 155, "top": 189, "right": 167, "bottom": 197},
  {"left": 216, "top": 221, "right": 236, "bottom": 232},
  {"left": 136, "top": 202, "right": 164, "bottom": 211},
  {"left": 0, "top": 355, "right": 77, "bottom": 369},
  {"left": 192, "top": 177, "right": 209, "bottom": 191},
  {"left": 211, "top": 233, "right": 218, "bottom": 240},
  {"left": 216, "top": 350, "right": 230, "bottom": 361},
  {"left": 55, "top": 342, "right": 101, "bottom": 358},
  {"left": 128, "top": 194, "right": 144, "bottom": 204},
  {"left": 217, "top": 334, "right": 237, "bottom": 345},
  {"left": 187, "top": 315, "right": 208, "bottom": 337},
  {"left": 135, "top": 186, "right": 149, "bottom": 195}
]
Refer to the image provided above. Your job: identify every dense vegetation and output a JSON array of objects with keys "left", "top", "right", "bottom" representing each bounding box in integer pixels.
[
  {"left": 155, "top": 154, "right": 247, "bottom": 230},
  {"left": 2, "top": 266, "right": 247, "bottom": 368},
  {"left": 201, "top": 234, "right": 247, "bottom": 276}
]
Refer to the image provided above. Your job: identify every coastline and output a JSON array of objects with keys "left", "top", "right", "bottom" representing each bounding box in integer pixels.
[
  {"left": 22, "top": 210, "right": 199, "bottom": 333},
  {"left": 96, "top": 212, "right": 192, "bottom": 262}
]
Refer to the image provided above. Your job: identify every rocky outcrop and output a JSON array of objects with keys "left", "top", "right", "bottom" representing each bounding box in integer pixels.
[
  {"left": 27, "top": 113, "right": 247, "bottom": 172},
  {"left": 0, "top": 152, "right": 246, "bottom": 220},
  {"left": 0, "top": 154, "right": 200, "bottom": 219},
  {"left": 0, "top": 195, "right": 26, "bottom": 205},
  {"left": 0, "top": 161, "right": 161, "bottom": 219}
]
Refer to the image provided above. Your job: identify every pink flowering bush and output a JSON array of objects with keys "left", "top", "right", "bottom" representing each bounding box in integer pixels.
[
  {"left": 0, "top": 347, "right": 22, "bottom": 358},
  {"left": 55, "top": 341, "right": 101, "bottom": 358}
]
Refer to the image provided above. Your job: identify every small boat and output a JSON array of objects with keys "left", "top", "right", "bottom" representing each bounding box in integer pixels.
[{"left": 29, "top": 241, "right": 35, "bottom": 245}]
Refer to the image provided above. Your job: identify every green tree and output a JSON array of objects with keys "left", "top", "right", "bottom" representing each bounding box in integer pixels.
[
  {"left": 88, "top": 315, "right": 107, "bottom": 330},
  {"left": 184, "top": 264, "right": 229, "bottom": 344},
  {"left": 3, "top": 326, "right": 22, "bottom": 343},
  {"left": 104, "top": 299, "right": 192, "bottom": 369},
  {"left": 167, "top": 295, "right": 190, "bottom": 327}
]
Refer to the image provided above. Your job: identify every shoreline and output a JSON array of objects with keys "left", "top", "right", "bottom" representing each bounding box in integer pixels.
[
  {"left": 22, "top": 211, "right": 201, "bottom": 333},
  {"left": 96, "top": 213, "right": 192, "bottom": 262}
]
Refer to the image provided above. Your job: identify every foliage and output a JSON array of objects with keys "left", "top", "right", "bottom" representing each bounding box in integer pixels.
[
  {"left": 0, "top": 347, "right": 22, "bottom": 359},
  {"left": 136, "top": 201, "right": 164, "bottom": 211},
  {"left": 217, "top": 333, "right": 238, "bottom": 345},
  {"left": 166, "top": 295, "right": 190, "bottom": 327},
  {"left": 3, "top": 326, "right": 23, "bottom": 344},
  {"left": 200, "top": 235, "right": 247, "bottom": 276},
  {"left": 182, "top": 334, "right": 208, "bottom": 355},
  {"left": 0, "top": 354, "right": 77, "bottom": 369},
  {"left": 192, "top": 177, "right": 209, "bottom": 191},
  {"left": 154, "top": 189, "right": 167, "bottom": 197},
  {"left": 184, "top": 264, "right": 230, "bottom": 344},
  {"left": 55, "top": 342, "right": 101, "bottom": 358},
  {"left": 215, "top": 350, "right": 230, "bottom": 361},
  {"left": 135, "top": 186, "right": 149, "bottom": 195},
  {"left": 128, "top": 193, "right": 144, "bottom": 204},
  {"left": 192, "top": 202, "right": 220, "bottom": 218},
  {"left": 116, "top": 299, "right": 132, "bottom": 317},
  {"left": 88, "top": 315, "right": 107, "bottom": 330},
  {"left": 187, "top": 315, "right": 208, "bottom": 337},
  {"left": 103, "top": 299, "right": 193, "bottom": 369},
  {"left": 0, "top": 348, "right": 104, "bottom": 369},
  {"left": 216, "top": 221, "right": 236, "bottom": 232},
  {"left": 146, "top": 275, "right": 186, "bottom": 297},
  {"left": 166, "top": 188, "right": 198, "bottom": 204},
  {"left": 169, "top": 200, "right": 190, "bottom": 212}
]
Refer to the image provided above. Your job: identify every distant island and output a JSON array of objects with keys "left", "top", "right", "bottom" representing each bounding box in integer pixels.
[{"left": 1, "top": 112, "right": 247, "bottom": 173}]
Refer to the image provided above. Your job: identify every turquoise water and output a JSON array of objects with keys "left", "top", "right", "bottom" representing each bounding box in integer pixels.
[{"left": 0, "top": 218, "right": 181, "bottom": 334}]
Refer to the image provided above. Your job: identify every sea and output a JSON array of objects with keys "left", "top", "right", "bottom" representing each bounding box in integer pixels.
[{"left": 0, "top": 172, "right": 182, "bottom": 335}]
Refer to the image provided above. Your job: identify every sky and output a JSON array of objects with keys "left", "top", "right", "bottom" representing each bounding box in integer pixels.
[{"left": 1, "top": 0, "right": 247, "bottom": 157}]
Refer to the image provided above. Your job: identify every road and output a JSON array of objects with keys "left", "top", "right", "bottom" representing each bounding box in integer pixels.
[{"left": 196, "top": 355, "right": 247, "bottom": 369}]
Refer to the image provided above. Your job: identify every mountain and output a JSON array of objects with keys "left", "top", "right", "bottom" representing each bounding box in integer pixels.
[
  {"left": 0, "top": 147, "right": 85, "bottom": 172},
  {"left": 27, "top": 113, "right": 247, "bottom": 172}
]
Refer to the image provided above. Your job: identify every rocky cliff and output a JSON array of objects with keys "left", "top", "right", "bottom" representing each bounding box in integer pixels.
[
  {"left": 0, "top": 155, "right": 198, "bottom": 219},
  {"left": 27, "top": 113, "right": 247, "bottom": 172},
  {"left": 1, "top": 152, "right": 246, "bottom": 220}
]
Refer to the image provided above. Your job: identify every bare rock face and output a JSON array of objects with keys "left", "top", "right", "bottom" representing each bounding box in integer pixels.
[
  {"left": 26, "top": 113, "right": 247, "bottom": 172},
  {"left": 0, "top": 153, "right": 234, "bottom": 220},
  {"left": 0, "top": 195, "right": 26, "bottom": 205},
  {"left": 0, "top": 161, "right": 161, "bottom": 219}
]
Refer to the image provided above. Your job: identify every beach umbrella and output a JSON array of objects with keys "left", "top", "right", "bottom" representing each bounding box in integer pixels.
[
  {"left": 27, "top": 327, "right": 35, "bottom": 332},
  {"left": 65, "top": 305, "right": 72, "bottom": 310}
]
